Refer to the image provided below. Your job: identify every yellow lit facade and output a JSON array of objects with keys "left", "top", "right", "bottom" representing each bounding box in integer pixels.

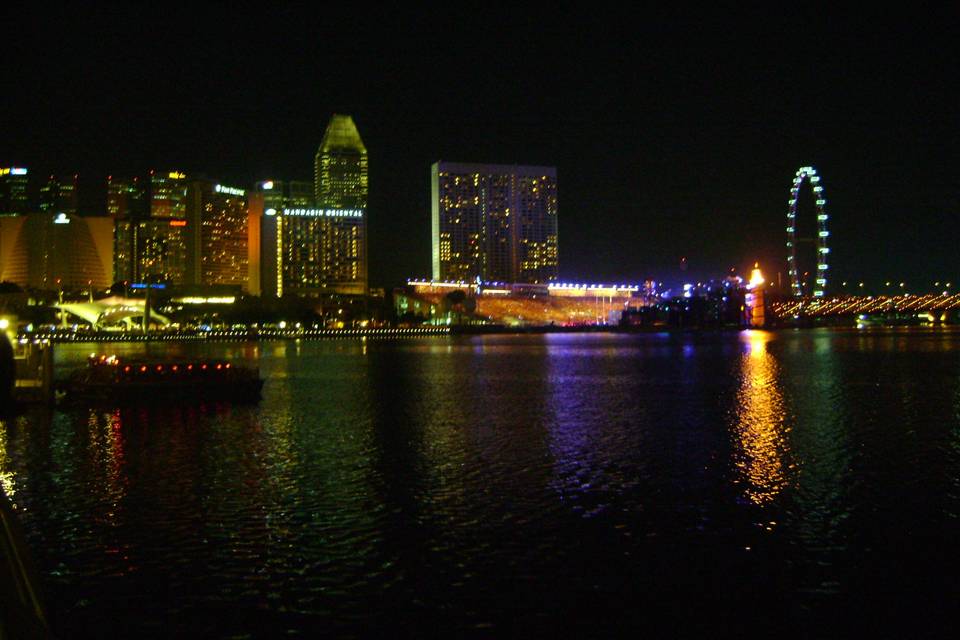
[
  {"left": 186, "top": 181, "right": 249, "bottom": 288},
  {"left": 313, "top": 114, "right": 368, "bottom": 296},
  {"left": 431, "top": 162, "right": 558, "bottom": 284},
  {"left": 0, "top": 214, "right": 113, "bottom": 290},
  {"left": 250, "top": 180, "right": 315, "bottom": 298}
]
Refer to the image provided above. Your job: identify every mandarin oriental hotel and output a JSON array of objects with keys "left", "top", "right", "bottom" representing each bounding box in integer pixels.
[{"left": 256, "top": 207, "right": 366, "bottom": 298}]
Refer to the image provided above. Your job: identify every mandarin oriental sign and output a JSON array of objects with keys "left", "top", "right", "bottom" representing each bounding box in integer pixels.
[{"left": 283, "top": 208, "right": 363, "bottom": 218}]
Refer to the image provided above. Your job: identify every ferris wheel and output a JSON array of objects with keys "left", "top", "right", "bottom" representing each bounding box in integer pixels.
[{"left": 786, "top": 166, "right": 829, "bottom": 297}]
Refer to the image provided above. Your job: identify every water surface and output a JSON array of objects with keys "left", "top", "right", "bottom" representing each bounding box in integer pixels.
[{"left": 2, "top": 329, "right": 959, "bottom": 637}]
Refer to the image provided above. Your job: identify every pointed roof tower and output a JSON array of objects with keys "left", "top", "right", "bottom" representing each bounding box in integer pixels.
[
  {"left": 318, "top": 114, "right": 366, "bottom": 154},
  {"left": 314, "top": 114, "right": 368, "bottom": 209}
]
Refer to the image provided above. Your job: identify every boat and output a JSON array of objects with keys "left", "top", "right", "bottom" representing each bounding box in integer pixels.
[{"left": 60, "top": 354, "right": 264, "bottom": 403}]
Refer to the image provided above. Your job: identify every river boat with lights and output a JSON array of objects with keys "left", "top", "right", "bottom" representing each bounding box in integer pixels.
[{"left": 60, "top": 354, "right": 263, "bottom": 403}]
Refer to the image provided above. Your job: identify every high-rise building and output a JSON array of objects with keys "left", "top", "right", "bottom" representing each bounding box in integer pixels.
[
  {"left": 107, "top": 176, "right": 144, "bottom": 219},
  {"left": 249, "top": 179, "right": 318, "bottom": 297},
  {"left": 251, "top": 115, "right": 368, "bottom": 299},
  {"left": 273, "top": 207, "right": 368, "bottom": 297},
  {"left": 287, "top": 180, "right": 315, "bottom": 208},
  {"left": 140, "top": 171, "right": 189, "bottom": 284},
  {"left": 313, "top": 114, "right": 368, "bottom": 295},
  {"left": 110, "top": 170, "right": 190, "bottom": 284},
  {"left": 0, "top": 167, "right": 30, "bottom": 215},
  {"left": 185, "top": 181, "right": 249, "bottom": 288},
  {"left": 431, "top": 162, "right": 558, "bottom": 284},
  {"left": 39, "top": 174, "right": 78, "bottom": 216},
  {"left": 108, "top": 176, "right": 145, "bottom": 283},
  {"left": 150, "top": 170, "right": 188, "bottom": 219}
]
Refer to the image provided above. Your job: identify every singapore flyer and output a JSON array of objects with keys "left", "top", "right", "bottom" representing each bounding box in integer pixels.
[{"left": 786, "top": 166, "right": 829, "bottom": 297}]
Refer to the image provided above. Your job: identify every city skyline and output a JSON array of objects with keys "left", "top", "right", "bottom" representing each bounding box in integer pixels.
[{"left": 1, "top": 6, "right": 956, "bottom": 290}]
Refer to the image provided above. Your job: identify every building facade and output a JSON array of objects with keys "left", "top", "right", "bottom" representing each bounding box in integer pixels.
[
  {"left": 39, "top": 174, "right": 78, "bottom": 215},
  {"left": 275, "top": 207, "right": 365, "bottom": 297},
  {"left": 249, "top": 179, "right": 317, "bottom": 297},
  {"left": 185, "top": 181, "right": 249, "bottom": 287},
  {"left": 108, "top": 176, "right": 144, "bottom": 283},
  {"left": 0, "top": 213, "right": 113, "bottom": 290},
  {"left": 0, "top": 167, "right": 30, "bottom": 215},
  {"left": 431, "top": 162, "right": 558, "bottom": 284},
  {"left": 112, "top": 171, "right": 190, "bottom": 284},
  {"left": 248, "top": 115, "right": 369, "bottom": 299},
  {"left": 313, "top": 114, "right": 368, "bottom": 295}
]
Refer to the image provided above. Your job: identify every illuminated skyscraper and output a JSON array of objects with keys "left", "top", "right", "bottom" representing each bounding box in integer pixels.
[
  {"left": 249, "top": 179, "right": 317, "bottom": 298},
  {"left": 108, "top": 176, "right": 145, "bottom": 283},
  {"left": 111, "top": 171, "right": 189, "bottom": 284},
  {"left": 150, "top": 170, "right": 188, "bottom": 219},
  {"left": 314, "top": 114, "right": 368, "bottom": 295},
  {"left": 139, "top": 170, "right": 189, "bottom": 283},
  {"left": 185, "top": 181, "right": 249, "bottom": 288},
  {"left": 431, "top": 162, "right": 558, "bottom": 283},
  {"left": 0, "top": 167, "right": 30, "bottom": 215}
]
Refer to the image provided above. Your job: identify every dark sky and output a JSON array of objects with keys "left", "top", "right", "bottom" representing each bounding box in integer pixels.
[{"left": 1, "top": 5, "right": 957, "bottom": 291}]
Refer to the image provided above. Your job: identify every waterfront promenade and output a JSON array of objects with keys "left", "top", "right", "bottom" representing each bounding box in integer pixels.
[{"left": 20, "top": 326, "right": 451, "bottom": 343}]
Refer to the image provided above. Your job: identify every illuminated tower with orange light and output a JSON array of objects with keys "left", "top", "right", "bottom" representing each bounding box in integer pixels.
[{"left": 745, "top": 263, "right": 766, "bottom": 327}]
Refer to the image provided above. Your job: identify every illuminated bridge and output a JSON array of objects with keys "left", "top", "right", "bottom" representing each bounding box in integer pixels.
[{"left": 770, "top": 293, "right": 960, "bottom": 320}]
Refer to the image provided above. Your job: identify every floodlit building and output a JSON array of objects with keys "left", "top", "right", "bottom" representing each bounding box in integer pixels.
[
  {"left": 0, "top": 213, "right": 113, "bottom": 290},
  {"left": 431, "top": 162, "right": 558, "bottom": 284},
  {"left": 313, "top": 114, "right": 368, "bottom": 295}
]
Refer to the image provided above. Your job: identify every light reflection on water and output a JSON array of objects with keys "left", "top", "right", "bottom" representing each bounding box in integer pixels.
[
  {"left": 1, "top": 329, "right": 960, "bottom": 637},
  {"left": 732, "top": 331, "right": 791, "bottom": 506}
]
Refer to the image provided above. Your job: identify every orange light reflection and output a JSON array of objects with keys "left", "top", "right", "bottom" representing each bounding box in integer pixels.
[{"left": 733, "top": 331, "right": 791, "bottom": 505}]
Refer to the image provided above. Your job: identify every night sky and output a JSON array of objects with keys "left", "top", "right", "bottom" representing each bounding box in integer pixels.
[{"left": 2, "top": 6, "right": 956, "bottom": 291}]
